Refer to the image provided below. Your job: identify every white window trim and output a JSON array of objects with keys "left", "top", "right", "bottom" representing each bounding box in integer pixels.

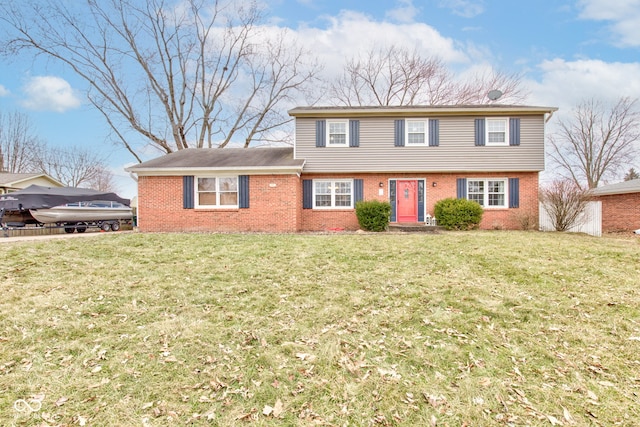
[
  {"left": 326, "top": 120, "right": 350, "bottom": 147},
  {"left": 312, "top": 179, "right": 354, "bottom": 209},
  {"left": 405, "top": 119, "right": 428, "bottom": 146},
  {"left": 467, "top": 178, "right": 508, "bottom": 209},
  {"left": 194, "top": 175, "right": 239, "bottom": 209},
  {"left": 485, "top": 118, "right": 509, "bottom": 146}
]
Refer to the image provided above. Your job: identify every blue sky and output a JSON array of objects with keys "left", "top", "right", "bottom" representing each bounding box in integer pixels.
[{"left": 1, "top": 0, "right": 640, "bottom": 197}]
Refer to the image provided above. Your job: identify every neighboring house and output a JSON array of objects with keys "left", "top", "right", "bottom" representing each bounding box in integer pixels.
[
  {"left": 590, "top": 179, "right": 640, "bottom": 232},
  {"left": 127, "top": 104, "right": 557, "bottom": 232},
  {"left": 0, "top": 173, "right": 64, "bottom": 194}
]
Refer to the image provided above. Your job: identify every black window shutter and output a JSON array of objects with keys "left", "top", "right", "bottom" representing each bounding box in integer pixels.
[
  {"left": 394, "top": 120, "right": 405, "bottom": 147},
  {"left": 509, "top": 118, "right": 521, "bottom": 146},
  {"left": 303, "top": 179, "right": 313, "bottom": 209},
  {"left": 349, "top": 120, "right": 360, "bottom": 147},
  {"left": 456, "top": 178, "right": 467, "bottom": 199},
  {"left": 429, "top": 119, "right": 439, "bottom": 147},
  {"left": 316, "top": 120, "right": 326, "bottom": 147},
  {"left": 239, "top": 175, "right": 250, "bottom": 208},
  {"left": 509, "top": 178, "right": 520, "bottom": 208},
  {"left": 354, "top": 179, "right": 363, "bottom": 203},
  {"left": 183, "top": 176, "right": 194, "bottom": 209},
  {"left": 474, "top": 119, "right": 485, "bottom": 146}
]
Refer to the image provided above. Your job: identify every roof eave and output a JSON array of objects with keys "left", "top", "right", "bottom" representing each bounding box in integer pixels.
[
  {"left": 288, "top": 105, "right": 559, "bottom": 118},
  {"left": 127, "top": 165, "right": 305, "bottom": 176}
]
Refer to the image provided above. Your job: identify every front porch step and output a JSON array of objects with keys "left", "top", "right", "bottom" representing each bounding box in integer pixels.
[{"left": 388, "top": 223, "right": 442, "bottom": 233}]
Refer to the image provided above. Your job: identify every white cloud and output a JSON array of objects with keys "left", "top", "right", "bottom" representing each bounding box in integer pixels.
[
  {"left": 21, "top": 76, "right": 82, "bottom": 112},
  {"left": 578, "top": 0, "right": 640, "bottom": 47},
  {"left": 294, "top": 10, "right": 468, "bottom": 79},
  {"left": 386, "top": 0, "right": 420, "bottom": 23},
  {"left": 438, "top": 0, "right": 484, "bottom": 18},
  {"left": 527, "top": 59, "right": 640, "bottom": 112},
  {"left": 0, "top": 84, "right": 9, "bottom": 97}
]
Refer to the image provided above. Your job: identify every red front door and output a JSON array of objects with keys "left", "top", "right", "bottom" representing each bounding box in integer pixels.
[{"left": 396, "top": 180, "right": 418, "bottom": 222}]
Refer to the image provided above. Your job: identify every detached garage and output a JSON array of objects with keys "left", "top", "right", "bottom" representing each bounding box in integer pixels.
[{"left": 590, "top": 179, "right": 640, "bottom": 233}]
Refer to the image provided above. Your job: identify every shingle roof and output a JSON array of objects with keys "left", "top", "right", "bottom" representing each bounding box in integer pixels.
[
  {"left": 590, "top": 179, "right": 640, "bottom": 195},
  {"left": 0, "top": 173, "right": 40, "bottom": 186},
  {"left": 126, "top": 147, "right": 304, "bottom": 173}
]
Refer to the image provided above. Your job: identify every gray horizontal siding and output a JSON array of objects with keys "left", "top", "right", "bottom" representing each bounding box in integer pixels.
[{"left": 295, "top": 116, "right": 546, "bottom": 172}]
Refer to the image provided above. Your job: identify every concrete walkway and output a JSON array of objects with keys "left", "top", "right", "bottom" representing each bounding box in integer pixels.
[{"left": 1, "top": 230, "right": 132, "bottom": 243}]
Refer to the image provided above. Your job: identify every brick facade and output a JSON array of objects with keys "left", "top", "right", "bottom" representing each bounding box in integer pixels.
[
  {"left": 138, "top": 172, "right": 539, "bottom": 232},
  {"left": 594, "top": 192, "right": 640, "bottom": 232},
  {"left": 137, "top": 174, "right": 300, "bottom": 232}
]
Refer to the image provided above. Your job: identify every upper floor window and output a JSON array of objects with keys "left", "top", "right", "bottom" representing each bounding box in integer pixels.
[
  {"left": 327, "top": 120, "right": 349, "bottom": 147},
  {"left": 196, "top": 176, "right": 238, "bottom": 208},
  {"left": 486, "top": 118, "right": 509, "bottom": 146},
  {"left": 406, "top": 120, "right": 427, "bottom": 145},
  {"left": 468, "top": 178, "right": 507, "bottom": 208},
  {"left": 313, "top": 179, "right": 353, "bottom": 209}
]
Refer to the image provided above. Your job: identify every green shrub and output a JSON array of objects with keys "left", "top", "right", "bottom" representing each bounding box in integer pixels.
[
  {"left": 355, "top": 200, "right": 392, "bottom": 232},
  {"left": 434, "top": 198, "right": 484, "bottom": 230}
]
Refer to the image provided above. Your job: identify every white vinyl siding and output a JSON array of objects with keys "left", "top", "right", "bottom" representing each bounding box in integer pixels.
[{"left": 295, "top": 116, "right": 546, "bottom": 172}]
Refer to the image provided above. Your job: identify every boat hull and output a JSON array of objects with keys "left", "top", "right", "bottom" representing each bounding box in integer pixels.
[{"left": 30, "top": 206, "right": 133, "bottom": 224}]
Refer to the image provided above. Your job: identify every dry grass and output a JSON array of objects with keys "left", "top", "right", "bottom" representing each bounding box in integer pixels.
[{"left": 1, "top": 231, "right": 639, "bottom": 426}]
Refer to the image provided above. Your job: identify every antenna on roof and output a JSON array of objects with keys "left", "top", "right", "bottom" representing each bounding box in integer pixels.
[{"left": 487, "top": 89, "right": 503, "bottom": 101}]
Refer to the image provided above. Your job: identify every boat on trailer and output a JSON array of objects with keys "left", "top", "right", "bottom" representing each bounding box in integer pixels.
[
  {"left": 30, "top": 200, "right": 133, "bottom": 232},
  {"left": 1, "top": 185, "right": 132, "bottom": 233}
]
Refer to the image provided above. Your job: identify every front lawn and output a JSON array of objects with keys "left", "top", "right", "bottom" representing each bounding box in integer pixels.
[{"left": 1, "top": 231, "right": 639, "bottom": 426}]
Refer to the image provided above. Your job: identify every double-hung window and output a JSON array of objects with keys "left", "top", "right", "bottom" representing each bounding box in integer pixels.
[
  {"left": 486, "top": 118, "right": 509, "bottom": 146},
  {"left": 327, "top": 120, "right": 349, "bottom": 147},
  {"left": 313, "top": 179, "right": 353, "bottom": 208},
  {"left": 467, "top": 179, "right": 507, "bottom": 208},
  {"left": 196, "top": 176, "right": 238, "bottom": 208},
  {"left": 406, "top": 120, "right": 427, "bottom": 145}
]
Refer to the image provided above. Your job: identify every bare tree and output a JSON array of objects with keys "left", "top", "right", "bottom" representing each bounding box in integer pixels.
[
  {"left": 88, "top": 166, "right": 118, "bottom": 193},
  {"left": 0, "top": 0, "right": 320, "bottom": 161},
  {"left": 35, "top": 146, "right": 114, "bottom": 189},
  {"left": 0, "top": 110, "right": 44, "bottom": 173},
  {"left": 328, "top": 45, "right": 527, "bottom": 106},
  {"left": 624, "top": 168, "right": 640, "bottom": 181},
  {"left": 540, "top": 180, "right": 590, "bottom": 232},
  {"left": 548, "top": 97, "right": 640, "bottom": 189}
]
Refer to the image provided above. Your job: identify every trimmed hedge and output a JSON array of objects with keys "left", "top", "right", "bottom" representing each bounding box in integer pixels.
[
  {"left": 434, "top": 198, "right": 483, "bottom": 230},
  {"left": 355, "top": 200, "right": 392, "bottom": 232}
]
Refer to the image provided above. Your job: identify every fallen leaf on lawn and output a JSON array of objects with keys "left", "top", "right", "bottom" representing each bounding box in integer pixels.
[
  {"left": 77, "top": 415, "right": 88, "bottom": 426},
  {"left": 586, "top": 390, "right": 598, "bottom": 401},
  {"left": 55, "top": 396, "right": 68, "bottom": 407},
  {"left": 141, "top": 402, "right": 154, "bottom": 410},
  {"left": 472, "top": 396, "right": 484, "bottom": 405},
  {"left": 431, "top": 414, "right": 437, "bottom": 426},
  {"left": 164, "top": 355, "right": 179, "bottom": 363},
  {"left": 295, "top": 353, "right": 316, "bottom": 362},
  {"left": 88, "top": 378, "right": 110, "bottom": 389},
  {"left": 262, "top": 405, "right": 273, "bottom": 416},
  {"left": 91, "top": 365, "right": 102, "bottom": 373},
  {"left": 273, "top": 399, "right": 284, "bottom": 417},
  {"left": 546, "top": 414, "right": 563, "bottom": 426},
  {"left": 562, "top": 406, "right": 575, "bottom": 424},
  {"left": 479, "top": 377, "right": 491, "bottom": 387},
  {"left": 598, "top": 380, "right": 615, "bottom": 387}
]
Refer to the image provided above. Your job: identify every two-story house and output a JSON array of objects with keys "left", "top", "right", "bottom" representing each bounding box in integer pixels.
[{"left": 126, "top": 105, "right": 557, "bottom": 232}]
